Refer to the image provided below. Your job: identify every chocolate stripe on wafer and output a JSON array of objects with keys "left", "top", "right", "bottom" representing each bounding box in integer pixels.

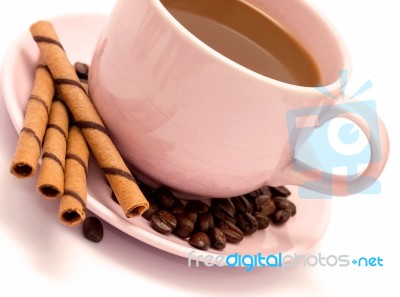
[
  {"left": 47, "top": 123, "right": 67, "bottom": 141},
  {"left": 42, "top": 152, "right": 64, "bottom": 171},
  {"left": 64, "top": 189, "right": 86, "bottom": 211},
  {"left": 102, "top": 167, "right": 135, "bottom": 182},
  {"left": 10, "top": 57, "right": 55, "bottom": 178},
  {"left": 54, "top": 78, "right": 87, "bottom": 94},
  {"left": 37, "top": 64, "right": 50, "bottom": 72},
  {"left": 37, "top": 100, "right": 69, "bottom": 199},
  {"left": 66, "top": 153, "right": 88, "bottom": 177},
  {"left": 75, "top": 121, "right": 109, "bottom": 136},
  {"left": 58, "top": 126, "right": 90, "bottom": 226},
  {"left": 31, "top": 21, "right": 149, "bottom": 217},
  {"left": 29, "top": 95, "right": 49, "bottom": 114},
  {"left": 33, "top": 35, "right": 64, "bottom": 50},
  {"left": 20, "top": 127, "right": 41, "bottom": 148}
]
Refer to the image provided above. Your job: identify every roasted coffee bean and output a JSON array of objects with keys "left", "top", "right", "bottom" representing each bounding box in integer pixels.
[
  {"left": 154, "top": 187, "right": 176, "bottom": 209},
  {"left": 273, "top": 197, "right": 293, "bottom": 211},
  {"left": 189, "top": 232, "right": 211, "bottom": 250},
  {"left": 141, "top": 200, "right": 159, "bottom": 220},
  {"left": 111, "top": 192, "right": 119, "bottom": 204},
  {"left": 254, "top": 194, "right": 272, "bottom": 211},
  {"left": 258, "top": 185, "right": 272, "bottom": 197},
  {"left": 288, "top": 200, "right": 296, "bottom": 216},
  {"left": 185, "top": 200, "right": 209, "bottom": 214},
  {"left": 244, "top": 190, "right": 259, "bottom": 199},
  {"left": 150, "top": 210, "right": 177, "bottom": 234},
  {"left": 170, "top": 198, "right": 185, "bottom": 214},
  {"left": 173, "top": 213, "right": 194, "bottom": 238},
  {"left": 218, "top": 220, "right": 244, "bottom": 243},
  {"left": 270, "top": 186, "right": 291, "bottom": 197},
  {"left": 208, "top": 227, "right": 226, "bottom": 250},
  {"left": 253, "top": 212, "right": 270, "bottom": 229},
  {"left": 231, "top": 196, "right": 252, "bottom": 213},
  {"left": 210, "top": 204, "right": 235, "bottom": 224},
  {"left": 272, "top": 197, "right": 296, "bottom": 216},
  {"left": 186, "top": 212, "right": 198, "bottom": 224},
  {"left": 260, "top": 197, "right": 276, "bottom": 216},
  {"left": 83, "top": 217, "right": 104, "bottom": 242},
  {"left": 210, "top": 199, "right": 236, "bottom": 224},
  {"left": 195, "top": 212, "right": 214, "bottom": 232},
  {"left": 236, "top": 212, "right": 258, "bottom": 235},
  {"left": 212, "top": 199, "right": 235, "bottom": 217},
  {"left": 74, "top": 62, "right": 89, "bottom": 80},
  {"left": 271, "top": 209, "right": 292, "bottom": 225}
]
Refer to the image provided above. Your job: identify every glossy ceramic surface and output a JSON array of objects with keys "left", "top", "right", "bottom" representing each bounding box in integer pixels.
[
  {"left": 1, "top": 13, "right": 332, "bottom": 263},
  {"left": 89, "top": 0, "right": 352, "bottom": 197}
]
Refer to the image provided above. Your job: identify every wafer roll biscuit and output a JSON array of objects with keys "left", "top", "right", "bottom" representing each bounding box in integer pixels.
[
  {"left": 79, "top": 78, "right": 89, "bottom": 94},
  {"left": 10, "top": 58, "right": 54, "bottom": 178},
  {"left": 30, "top": 21, "right": 149, "bottom": 217},
  {"left": 37, "top": 100, "right": 69, "bottom": 199},
  {"left": 58, "top": 126, "right": 89, "bottom": 226}
]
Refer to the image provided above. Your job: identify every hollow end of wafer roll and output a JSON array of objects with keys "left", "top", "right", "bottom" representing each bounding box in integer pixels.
[
  {"left": 10, "top": 162, "right": 34, "bottom": 178},
  {"left": 127, "top": 204, "right": 149, "bottom": 218},
  {"left": 10, "top": 54, "right": 54, "bottom": 179},
  {"left": 36, "top": 100, "right": 68, "bottom": 200},
  {"left": 106, "top": 174, "right": 149, "bottom": 218},
  {"left": 38, "top": 184, "right": 63, "bottom": 199},
  {"left": 58, "top": 126, "right": 89, "bottom": 226},
  {"left": 59, "top": 208, "right": 85, "bottom": 226}
]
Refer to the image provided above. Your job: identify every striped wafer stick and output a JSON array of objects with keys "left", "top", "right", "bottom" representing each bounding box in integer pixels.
[
  {"left": 58, "top": 126, "right": 89, "bottom": 226},
  {"left": 36, "top": 100, "right": 69, "bottom": 199},
  {"left": 30, "top": 21, "right": 149, "bottom": 217},
  {"left": 10, "top": 58, "right": 54, "bottom": 178}
]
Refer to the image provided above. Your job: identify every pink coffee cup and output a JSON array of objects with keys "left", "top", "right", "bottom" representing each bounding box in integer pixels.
[{"left": 89, "top": 0, "right": 389, "bottom": 198}]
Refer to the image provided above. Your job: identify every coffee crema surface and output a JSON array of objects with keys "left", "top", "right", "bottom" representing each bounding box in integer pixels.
[{"left": 162, "top": 0, "right": 321, "bottom": 87}]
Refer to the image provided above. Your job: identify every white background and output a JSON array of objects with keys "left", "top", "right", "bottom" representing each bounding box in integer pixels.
[{"left": 0, "top": 1, "right": 399, "bottom": 296}]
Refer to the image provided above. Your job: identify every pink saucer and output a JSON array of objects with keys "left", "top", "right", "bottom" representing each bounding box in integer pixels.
[{"left": 0, "top": 13, "right": 331, "bottom": 261}]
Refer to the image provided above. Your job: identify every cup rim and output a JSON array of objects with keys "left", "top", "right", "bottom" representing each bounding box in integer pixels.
[{"left": 153, "top": 0, "right": 351, "bottom": 94}]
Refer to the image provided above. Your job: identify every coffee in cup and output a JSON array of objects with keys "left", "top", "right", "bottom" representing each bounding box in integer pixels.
[{"left": 162, "top": 0, "right": 321, "bottom": 86}]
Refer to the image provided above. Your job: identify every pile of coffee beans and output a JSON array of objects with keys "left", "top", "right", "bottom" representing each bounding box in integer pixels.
[{"left": 122, "top": 183, "right": 296, "bottom": 251}]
